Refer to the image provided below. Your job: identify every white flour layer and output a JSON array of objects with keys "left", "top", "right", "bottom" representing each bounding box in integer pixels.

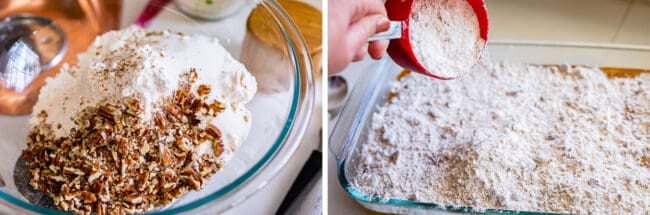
[
  {"left": 353, "top": 61, "right": 650, "bottom": 214},
  {"left": 31, "top": 27, "right": 257, "bottom": 161},
  {"left": 409, "top": 0, "right": 484, "bottom": 79}
]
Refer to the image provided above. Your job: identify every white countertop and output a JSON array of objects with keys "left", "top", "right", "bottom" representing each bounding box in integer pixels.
[{"left": 327, "top": 59, "right": 379, "bottom": 215}]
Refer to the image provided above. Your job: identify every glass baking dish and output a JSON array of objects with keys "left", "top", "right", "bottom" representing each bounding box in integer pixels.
[{"left": 329, "top": 40, "right": 650, "bottom": 214}]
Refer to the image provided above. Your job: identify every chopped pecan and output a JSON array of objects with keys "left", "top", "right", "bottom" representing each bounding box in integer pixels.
[
  {"left": 197, "top": 84, "right": 211, "bottom": 96},
  {"left": 81, "top": 191, "right": 97, "bottom": 203},
  {"left": 124, "top": 193, "right": 143, "bottom": 204},
  {"left": 98, "top": 105, "right": 119, "bottom": 120},
  {"left": 24, "top": 70, "right": 228, "bottom": 214},
  {"left": 213, "top": 141, "right": 225, "bottom": 157},
  {"left": 159, "top": 143, "right": 173, "bottom": 167},
  {"left": 154, "top": 112, "right": 166, "bottom": 128},
  {"left": 165, "top": 104, "right": 180, "bottom": 117},
  {"left": 205, "top": 125, "right": 222, "bottom": 139},
  {"left": 189, "top": 68, "right": 198, "bottom": 82}
]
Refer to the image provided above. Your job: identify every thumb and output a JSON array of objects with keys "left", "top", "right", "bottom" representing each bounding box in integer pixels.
[{"left": 346, "top": 15, "right": 389, "bottom": 58}]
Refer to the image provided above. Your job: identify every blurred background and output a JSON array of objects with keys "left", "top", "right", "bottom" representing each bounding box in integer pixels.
[{"left": 488, "top": 0, "right": 650, "bottom": 45}]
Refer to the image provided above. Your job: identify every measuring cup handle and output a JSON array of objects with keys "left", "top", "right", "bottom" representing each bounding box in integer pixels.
[{"left": 368, "top": 21, "right": 402, "bottom": 41}]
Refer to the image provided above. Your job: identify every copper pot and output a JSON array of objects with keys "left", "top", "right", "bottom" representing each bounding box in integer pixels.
[{"left": 0, "top": 0, "right": 121, "bottom": 115}]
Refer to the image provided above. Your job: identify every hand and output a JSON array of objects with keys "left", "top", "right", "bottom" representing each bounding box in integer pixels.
[{"left": 328, "top": 0, "right": 390, "bottom": 74}]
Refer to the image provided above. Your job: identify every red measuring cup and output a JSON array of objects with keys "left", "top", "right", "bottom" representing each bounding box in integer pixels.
[{"left": 371, "top": 0, "right": 489, "bottom": 80}]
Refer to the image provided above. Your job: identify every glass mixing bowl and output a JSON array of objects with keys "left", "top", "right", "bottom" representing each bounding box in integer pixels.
[{"left": 0, "top": 0, "right": 314, "bottom": 214}]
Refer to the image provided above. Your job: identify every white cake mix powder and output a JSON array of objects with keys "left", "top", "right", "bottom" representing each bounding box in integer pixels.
[
  {"left": 409, "top": 0, "right": 484, "bottom": 78},
  {"left": 352, "top": 61, "right": 650, "bottom": 214},
  {"left": 31, "top": 27, "right": 257, "bottom": 160}
]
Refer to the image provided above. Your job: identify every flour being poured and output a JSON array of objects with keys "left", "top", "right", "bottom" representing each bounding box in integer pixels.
[{"left": 409, "top": 0, "right": 484, "bottom": 78}]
